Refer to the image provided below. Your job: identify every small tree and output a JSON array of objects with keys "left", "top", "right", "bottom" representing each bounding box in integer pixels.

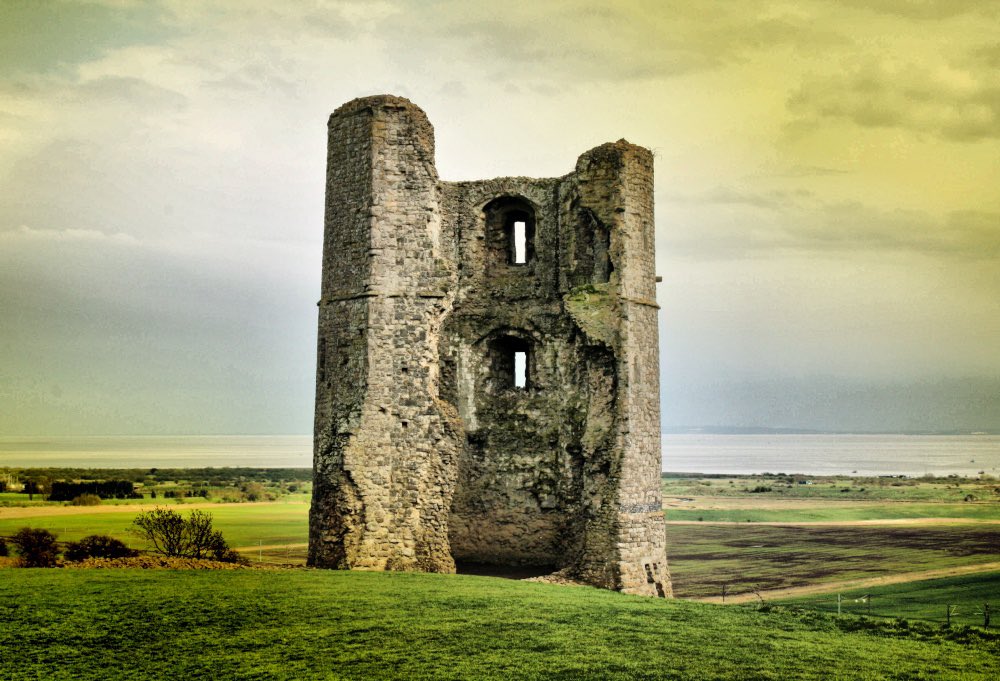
[
  {"left": 240, "top": 482, "right": 270, "bottom": 502},
  {"left": 10, "top": 528, "right": 59, "bottom": 567},
  {"left": 0, "top": 537, "right": 8, "bottom": 557},
  {"left": 132, "top": 508, "right": 241, "bottom": 562},
  {"left": 64, "top": 535, "right": 138, "bottom": 561},
  {"left": 22, "top": 481, "right": 42, "bottom": 501}
]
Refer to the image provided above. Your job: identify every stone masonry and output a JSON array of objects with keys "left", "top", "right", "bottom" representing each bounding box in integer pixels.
[{"left": 309, "top": 95, "right": 671, "bottom": 597}]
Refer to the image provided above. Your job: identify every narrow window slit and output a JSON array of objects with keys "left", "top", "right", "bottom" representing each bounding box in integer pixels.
[
  {"left": 514, "top": 351, "right": 527, "bottom": 388},
  {"left": 513, "top": 221, "right": 527, "bottom": 264},
  {"left": 488, "top": 335, "right": 533, "bottom": 391}
]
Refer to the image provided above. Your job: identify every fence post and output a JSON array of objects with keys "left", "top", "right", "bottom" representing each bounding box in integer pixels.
[{"left": 946, "top": 604, "right": 958, "bottom": 627}]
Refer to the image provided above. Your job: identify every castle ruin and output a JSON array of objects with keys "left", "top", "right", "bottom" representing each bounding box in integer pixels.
[{"left": 308, "top": 95, "right": 670, "bottom": 597}]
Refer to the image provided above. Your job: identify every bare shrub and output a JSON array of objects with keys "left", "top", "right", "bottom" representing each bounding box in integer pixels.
[
  {"left": 132, "top": 508, "right": 244, "bottom": 563},
  {"left": 10, "top": 527, "right": 59, "bottom": 567},
  {"left": 64, "top": 535, "right": 138, "bottom": 561}
]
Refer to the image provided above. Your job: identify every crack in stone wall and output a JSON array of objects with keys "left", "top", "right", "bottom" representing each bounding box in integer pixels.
[{"left": 310, "top": 95, "right": 671, "bottom": 597}]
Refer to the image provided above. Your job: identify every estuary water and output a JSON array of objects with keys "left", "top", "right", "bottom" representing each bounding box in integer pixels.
[
  {"left": 0, "top": 433, "right": 998, "bottom": 477},
  {"left": 661, "top": 433, "right": 1000, "bottom": 477}
]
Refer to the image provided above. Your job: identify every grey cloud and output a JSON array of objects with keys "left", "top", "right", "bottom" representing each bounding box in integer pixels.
[
  {"left": 970, "top": 43, "right": 1000, "bottom": 68},
  {"left": 378, "top": 1, "right": 844, "bottom": 85},
  {"left": 0, "top": 227, "right": 317, "bottom": 435},
  {"left": 722, "top": 16, "right": 848, "bottom": 53},
  {"left": 788, "top": 61, "right": 1000, "bottom": 141},
  {"left": 665, "top": 188, "right": 1000, "bottom": 261},
  {"left": 204, "top": 60, "right": 299, "bottom": 97},
  {"left": 666, "top": 186, "right": 815, "bottom": 210},
  {"left": 767, "top": 165, "right": 851, "bottom": 178},
  {"left": 662, "top": 375, "right": 1000, "bottom": 433},
  {"left": 75, "top": 75, "right": 188, "bottom": 110}
]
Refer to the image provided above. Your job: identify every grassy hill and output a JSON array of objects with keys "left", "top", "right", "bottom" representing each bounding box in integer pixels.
[{"left": 1, "top": 568, "right": 997, "bottom": 680}]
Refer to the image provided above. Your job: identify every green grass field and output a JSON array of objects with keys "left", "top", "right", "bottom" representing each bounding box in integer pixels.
[
  {"left": 4, "top": 488, "right": 1000, "bottom": 592},
  {"left": 663, "top": 503, "right": 1000, "bottom": 522},
  {"left": 662, "top": 474, "right": 1000, "bottom": 503},
  {"left": 3, "top": 472, "right": 1000, "bottom": 678},
  {"left": 1, "top": 569, "right": 997, "bottom": 680},
  {"left": 0, "top": 499, "right": 311, "bottom": 561},
  {"left": 778, "top": 572, "right": 1000, "bottom": 628}
]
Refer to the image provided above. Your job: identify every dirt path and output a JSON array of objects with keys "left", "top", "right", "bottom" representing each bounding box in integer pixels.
[
  {"left": 695, "top": 561, "right": 1000, "bottom": 604},
  {"left": 233, "top": 542, "right": 307, "bottom": 552}
]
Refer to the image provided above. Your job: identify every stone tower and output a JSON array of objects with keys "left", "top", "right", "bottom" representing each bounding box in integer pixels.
[{"left": 309, "top": 95, "right": 670, "bottom": 597}]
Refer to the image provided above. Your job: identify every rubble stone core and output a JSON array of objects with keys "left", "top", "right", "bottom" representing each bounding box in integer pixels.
[{"left": 309, "top": 95, "right": 671, "bottom": 597}]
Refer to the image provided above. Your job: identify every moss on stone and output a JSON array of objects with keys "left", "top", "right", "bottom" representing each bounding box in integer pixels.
[{"left": 564, "top": 284, "right": 618, "bottom": 346}]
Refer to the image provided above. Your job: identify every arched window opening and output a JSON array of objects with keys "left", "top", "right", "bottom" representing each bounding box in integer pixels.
[
  {"left": 488, "top": 335, "right": 532, "bottom": 391},
  {"left": 483, "top": 196, "right": 536, "bottom": 267}
]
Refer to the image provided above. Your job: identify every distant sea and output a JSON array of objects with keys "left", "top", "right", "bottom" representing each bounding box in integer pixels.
[
  {"left": 0, "top": 433, "right": 998, "bottom": 477},
  {"left": 0, "top": 435, "right": 312, "bottom": 469},
  {"left": 662, "top": 433, "right": 1000, "bottom": 477}
]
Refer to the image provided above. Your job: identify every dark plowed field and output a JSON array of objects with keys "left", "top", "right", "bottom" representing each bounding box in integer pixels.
[{"left": 666, "top": 523, "right": 1000, "bottom": 598}]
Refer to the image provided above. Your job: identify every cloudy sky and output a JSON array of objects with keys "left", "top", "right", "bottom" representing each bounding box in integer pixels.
[{"left": 1, "top": 0, "right": 998, "bottom": 435}]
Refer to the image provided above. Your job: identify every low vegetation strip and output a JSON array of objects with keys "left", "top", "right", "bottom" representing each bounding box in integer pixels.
[
  {"left": 701, "top": 563, "right": 1000, "bottom": 604},
  {"left": 62, "top": 556, "right": 261, "bottom": 570},
  {"left": 0, "top": 569, "right": 997, "bottom": 680},
  {"left": 664, "top": 502, "right": 1000, "bottom": 523},
  {"left": 666, "top": 517, "right": 1000, "bottom": 525}
]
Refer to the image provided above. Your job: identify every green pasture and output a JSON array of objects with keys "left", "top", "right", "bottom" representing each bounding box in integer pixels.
[
  {"left": 0, "top": 500, "right": 310, "bottom": 558},
  {"left": 664, "top": 502, "right": 1000, "bottom": 523},
  {"left": 5, "top": 502, "right": 1000, "bottom": 596},
  {"left": 663, "top": 474, "right": 1000, "bottom": 503},
  {"left": 778, "top": 572, "right": 1000, "bottom": 628},
  {"left": 666, "top": 523, "right": 1000, "bottom": 599},
  {"left": 1, "top": 569, "right": 997, "bottom": 680}
]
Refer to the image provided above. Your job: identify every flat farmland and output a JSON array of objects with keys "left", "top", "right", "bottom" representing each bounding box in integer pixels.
[
  {"left": 666, "top": 523, "right": 1000, "bottom": 599},
  {"left": 3, "top": 473, "right": 999, "bottom": 597},
  {"left": 661, "top": 474, "right": 1000, "bottom": 602},
  {"left": 0, "top": 499, "right": 311, "bottom": 562}
]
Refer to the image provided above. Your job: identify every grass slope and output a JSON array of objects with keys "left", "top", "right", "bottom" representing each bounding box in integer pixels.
[
  {"left": 1, "top": 569, "right": 998, "bottom": 680},
  {"left": 778, "top": 572, "right": 1000, "bottom": 628}
]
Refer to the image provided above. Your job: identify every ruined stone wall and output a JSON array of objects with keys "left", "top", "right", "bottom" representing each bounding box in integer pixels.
[
  {"left": 439, "top": 177, "right": 584, "bottom": 566},
  {"left": 310, "top": 95, "right": 670, "bottom": 597}
]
